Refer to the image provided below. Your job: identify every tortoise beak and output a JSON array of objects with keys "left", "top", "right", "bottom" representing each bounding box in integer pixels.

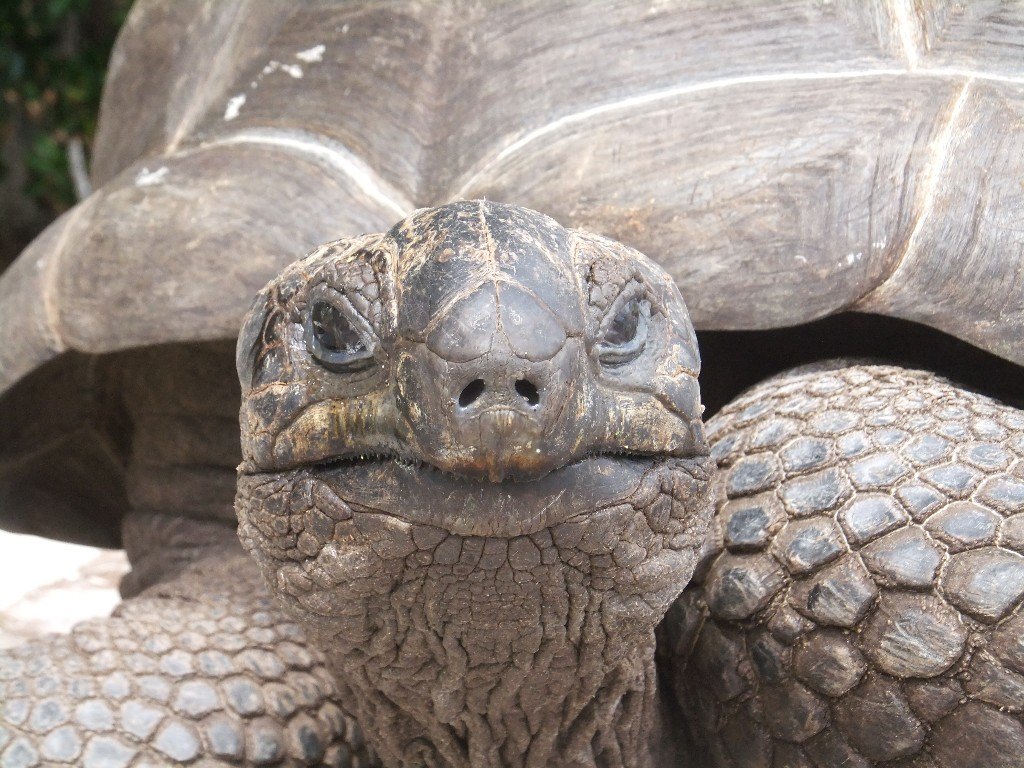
[{"left": 475, "top": 408, "right": 544, "bottom": 482}]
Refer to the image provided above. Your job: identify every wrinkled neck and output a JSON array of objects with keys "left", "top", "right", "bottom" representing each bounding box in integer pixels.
[
  {"left": 236, "top": 455, "right": 716, "bottom": 768},
  {"left": 327, "top": 555, "right": 672, "bottom": 768}
]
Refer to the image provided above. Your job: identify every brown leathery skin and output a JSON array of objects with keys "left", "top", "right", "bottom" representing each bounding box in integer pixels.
[
  {"left": 237, "top": 456, "right": 714, "bottom": 767},
  {"left": 236, "top": 201, "right": 715, "bottom": 766},
  {"left": 668, "top": 364, "right": 1024, "bottom": 767},
  {"left": 235, "top": 201, "right": 705, "bottom": 481}
]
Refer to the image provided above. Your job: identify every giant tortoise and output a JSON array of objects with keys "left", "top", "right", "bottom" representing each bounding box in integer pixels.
[{"left": 1, "top": 2, "right": 1024, "bottom": 767}]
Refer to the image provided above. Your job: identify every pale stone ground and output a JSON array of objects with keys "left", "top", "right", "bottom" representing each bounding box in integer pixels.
[{"left": 0, "top": 530, "right": 129, "bottom": 649}]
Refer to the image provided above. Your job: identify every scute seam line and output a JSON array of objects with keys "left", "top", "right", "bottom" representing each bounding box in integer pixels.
[{"left": 452, "top": 67, "right": 1022, "bottom": 198}]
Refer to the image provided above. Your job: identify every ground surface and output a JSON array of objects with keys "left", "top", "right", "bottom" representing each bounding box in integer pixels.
[{"left": 0, "top": 531, "right": 128, "bottom": 648}]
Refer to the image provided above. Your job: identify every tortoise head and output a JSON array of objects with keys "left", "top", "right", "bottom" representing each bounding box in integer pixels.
[
  {"left": 237, "top": 200, "right": 705, "bottom": 487},
  {"left": 234, "top": 200, "right": 715, "bottom": 766}
]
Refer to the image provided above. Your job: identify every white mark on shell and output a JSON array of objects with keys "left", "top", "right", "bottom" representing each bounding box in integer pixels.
[
  {"left": 135, "top": 166, "right": 170, "bottom": 186},
  {"left": 296, "top": 44, "right": 325, "bottom": 63},
  {"left": 846, "top": 252, "right": 863, "bottom": 265},
  {"left": 262, "top": 61, "right": 303, "bottom": 79},
  {"left": 224, "top": 94, "right": 246, "bottom": 121},
  {"left": 794, "top": 255, "right": 808, "bottom": 264}
]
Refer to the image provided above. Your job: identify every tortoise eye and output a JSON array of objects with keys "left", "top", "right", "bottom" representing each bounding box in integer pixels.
[
  {"left": 596, "top": 294, "right": 650, "bottom": 366},
  {"left": 305, "top": 299, "right": 376, "bottom": 372}
]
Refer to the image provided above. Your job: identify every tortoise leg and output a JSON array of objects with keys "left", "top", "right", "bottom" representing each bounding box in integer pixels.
[
  {"left": 666, "top": 364, "right": 1024, "bottom": 768},
  {"left": 0, "top": 549, "right": 375, "bottom": 767}
]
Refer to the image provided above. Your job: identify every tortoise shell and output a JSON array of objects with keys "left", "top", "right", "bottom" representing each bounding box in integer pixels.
[{"left": 1, "top": 0, "right": 1022, "bottom": 543}]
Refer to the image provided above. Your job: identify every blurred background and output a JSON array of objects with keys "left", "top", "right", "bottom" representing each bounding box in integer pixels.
[
  {"left": 1, "top": 0, "right": 129, "bottom": 268},
  {"left": 0, "top": 0, "right": 131, "bottom": 645}
]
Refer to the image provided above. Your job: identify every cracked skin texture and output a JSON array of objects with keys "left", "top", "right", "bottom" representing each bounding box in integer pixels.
[
  {"left": 671, "top": 364, "right": 1024, "bottom": 768},
  {"left": 237, "top": 459, "right": 712, "bottom": 767},
  {"left": 234, "top": 202, "right": 1024, "bottom": 766},
  {"left": 2, "top": 202, "right": 1023, "bottom": 767},
  {"left": 235, "top": 201, "right": 715, "bottom": 767}
]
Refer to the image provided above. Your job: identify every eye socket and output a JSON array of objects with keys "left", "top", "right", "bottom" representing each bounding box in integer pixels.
[
  {"left": 596, "top": 294, "right": 651, "bottom": 366},
  {"left": 605, "top": 298, "right": 642, "bottom": 346},
  {"left": 305, "top": 299, "right": 377, "bottom": 372}
]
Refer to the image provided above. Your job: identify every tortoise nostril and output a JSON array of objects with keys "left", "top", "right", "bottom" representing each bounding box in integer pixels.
[
  {"left": 515, "top": 379, "right": 540, "bottom": 407},
  {"left": 458, "top": 379, "right": 486, "bottom": 408}
]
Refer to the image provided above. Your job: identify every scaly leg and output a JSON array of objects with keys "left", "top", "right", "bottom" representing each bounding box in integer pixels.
[
  {"left": 667, "top": 364, "right": 1024, "bottom": 767},
  {"left": 0, "top": 549, "right": 375, "bottom": 767}
]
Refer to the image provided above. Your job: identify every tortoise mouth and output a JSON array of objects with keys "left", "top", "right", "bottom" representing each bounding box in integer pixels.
[
  {"left": 241, "top": 452, "right": 682, "bottom": 538},
  {"left": 312, "top": 448, "right": 670, "bottom": 483}
]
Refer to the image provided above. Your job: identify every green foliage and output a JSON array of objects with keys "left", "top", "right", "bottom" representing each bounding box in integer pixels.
[{"left": 0, "top": 0, "right": 130, "bottom": 213}]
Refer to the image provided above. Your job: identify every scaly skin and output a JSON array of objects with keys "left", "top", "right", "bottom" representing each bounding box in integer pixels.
[
  {"left": 0, "top": 549, "right": 373, "bottom": 767},
  {"left": 669, "top": 364, "right": 1024, "bottom": 767},
  {"left": 237, "top": 457, "right": 714, "bottom": 768},
  {"left": 4, "top": 363, "right": 1020, "bottom": 766},
  {"left": 3, "top": 202, "right": 1023, "bottom": 767},
  {"left": 234, "top": 201, "right": 714, "bottom": 767}
]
